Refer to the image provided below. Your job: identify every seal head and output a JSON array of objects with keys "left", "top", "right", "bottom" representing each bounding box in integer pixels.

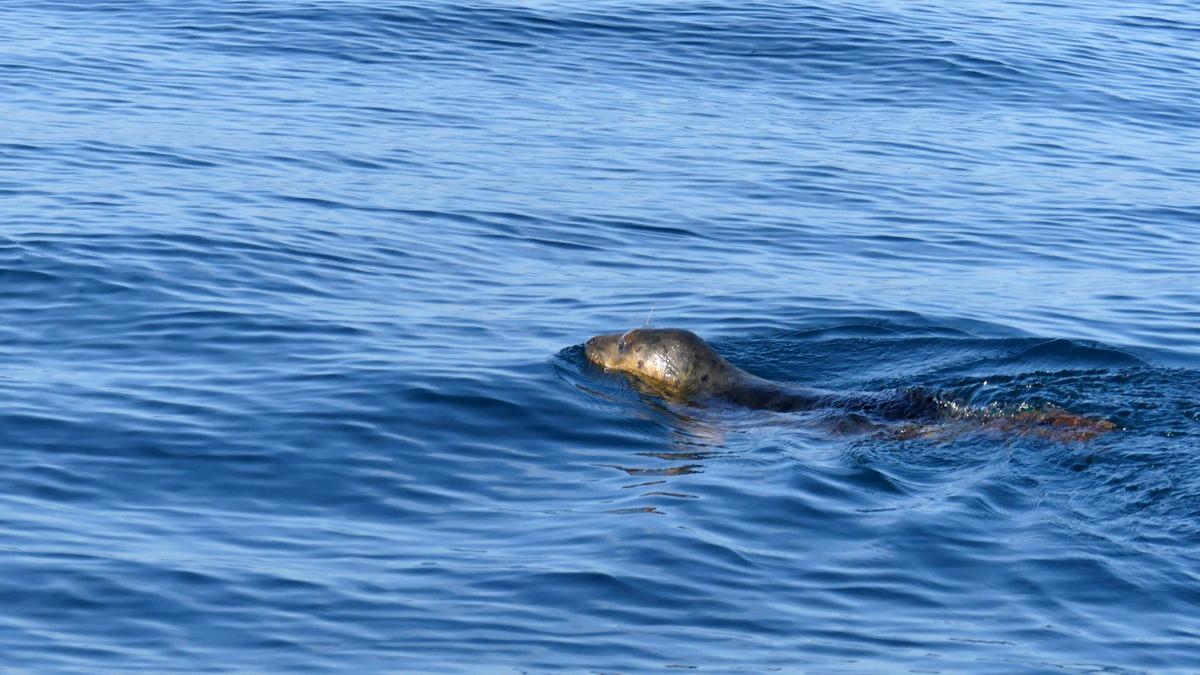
[{"left": 585, "top": 328, "right": 743, "bottom": 399}]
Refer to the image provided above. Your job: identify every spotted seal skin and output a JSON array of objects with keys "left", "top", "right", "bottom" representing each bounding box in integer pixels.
[
  {"left": 585, "top": 328, "right": 1114, "bottom": 439},
  {"left": 585, "top": 328, "right": 934, "bottom": 417},
  {"left": 585, "top": 328, "right": 751, "bottom": 399}
]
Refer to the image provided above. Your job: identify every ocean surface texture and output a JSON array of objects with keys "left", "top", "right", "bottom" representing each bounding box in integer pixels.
[{"left": 3, "top": 0, "right": 1199, "bottom": 671}]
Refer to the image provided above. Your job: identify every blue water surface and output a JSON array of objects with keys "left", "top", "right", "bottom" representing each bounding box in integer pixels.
[{"left": 2, "top": 0, "right": 1199, "bottom": 671}]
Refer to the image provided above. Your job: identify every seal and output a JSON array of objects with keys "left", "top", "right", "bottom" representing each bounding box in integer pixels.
[
  {"left": 585, "top": 327, "right": 1113, "bottom": 440},
  {"left": 586, "top": 328, "right": 761, "bottom": 401},
  {"left": 585, "top": 328, "right": 940, "bottom": 419}
]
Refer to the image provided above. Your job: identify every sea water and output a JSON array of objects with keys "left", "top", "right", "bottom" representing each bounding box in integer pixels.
[{"left": 1, "top": 0, "right": 1198, "bottom": 671}]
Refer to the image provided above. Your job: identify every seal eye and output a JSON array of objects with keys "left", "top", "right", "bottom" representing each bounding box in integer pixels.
[{"left": 617, "top": 337, "right": 628, "bottom": 353}]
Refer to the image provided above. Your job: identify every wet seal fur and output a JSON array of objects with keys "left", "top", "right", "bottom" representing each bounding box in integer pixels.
[
  {"left": 585, "top": 328, "right": 938, "bottom": 417},
  {"left": 585, "top": 328, "right": 1114, "bottom": 440}
]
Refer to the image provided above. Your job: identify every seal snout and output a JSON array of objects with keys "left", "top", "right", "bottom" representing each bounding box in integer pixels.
[{"left": 584, "top": 332, "right": 623, "bottom": 368}]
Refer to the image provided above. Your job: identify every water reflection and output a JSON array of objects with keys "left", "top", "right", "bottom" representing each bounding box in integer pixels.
[{"left": 600, "top": 463, "right": 703, "bottom": 477}]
